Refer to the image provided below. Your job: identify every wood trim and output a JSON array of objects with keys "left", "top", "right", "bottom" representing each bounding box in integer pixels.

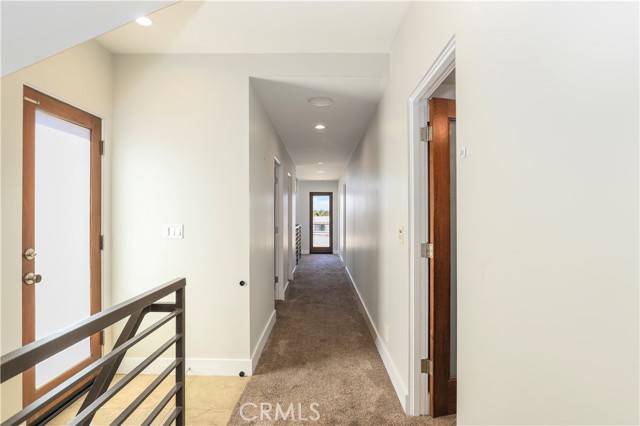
[
  {"left": 21, "top": 86, "right": 102, "bottom": 420},
  {"left": 428, "top": 97, "right": 456, "bottom": 417},
  {"left": 309, "top": 192, "right": 333, "bottom": 254},
  {"left": 22, "top": 88, "right": 37, "bottom": 408},
  {"left": 447, "top": 377, "right": 457, "bottom": 415}
]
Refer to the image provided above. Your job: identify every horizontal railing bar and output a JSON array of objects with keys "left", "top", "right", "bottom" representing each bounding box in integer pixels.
[
  {"left": 75, "top": 308, "right": 147, "bottom": 425},
  {"left": 150, "top": 303, "right": 177, "bottom": 313},
  {"left": 162, "top": 407, "right": 182, "bottom": 426},
  {"left": 1, "top": 312, "right": 182, "bottom": 426},
  {"left": 1, "top": 278, "right": 185, "bottom": 383},
  {"left": 69, "top": 336, "right": 180, "bottom": 426},
  {"left": 141, "top": 384, "right": 182, "bottom": 426},
  {"left": 111, "top": 359, "right": 181, "bottom": 426}
]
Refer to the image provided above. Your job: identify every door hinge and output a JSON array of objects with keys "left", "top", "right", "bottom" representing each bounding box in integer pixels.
[
  {"left": 420, "top": 123, "right": 433, "bottom": 142},
  {"left": 275, "top": 226, "right": 279, "bottom": 234},
  {"left": 421, "top": 243, "right": 434, "bottom": 258},
  {"left": 99, "top": 330, "right": 105, "bottom": 346},
  {"left": 275, "top": 176, "right": 279, "bottom": 184},
  {"left": 421, "top": 358, "right": 433, "bottom": 375},
  {"left": 100, "top": 235, "right": 104, "bottom": 250},
  {"left": 275, "top": 276, "right": 279, "bottom": 283},
  {"left": 100, "top": 140, "right": 105, "bottom": 155}
]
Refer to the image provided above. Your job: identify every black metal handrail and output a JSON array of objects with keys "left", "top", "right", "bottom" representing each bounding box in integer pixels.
[{"left": 0, "top": 277, "right": 186, "bottom": 426}]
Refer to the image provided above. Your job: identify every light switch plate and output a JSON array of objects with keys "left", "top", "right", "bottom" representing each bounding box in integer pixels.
[{"left": 162, "top": 224, "right": 184, "bottom": 239}]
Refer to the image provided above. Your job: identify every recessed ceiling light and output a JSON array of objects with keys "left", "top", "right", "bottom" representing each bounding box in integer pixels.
[
  {"left": 316, "top": 170, "right": 326, "bottom": 173},
  {"left": 135, "top": 16, "right": 153, "bottom": 26},
  {"left": 315, "top": 124, "right": 326, "bottom": 130},
  {"left": 308, "top": 97, "right": 334, "bottom": 107},
  {"left": 317, "top": 162, "right": 324, "bottom": 165}
]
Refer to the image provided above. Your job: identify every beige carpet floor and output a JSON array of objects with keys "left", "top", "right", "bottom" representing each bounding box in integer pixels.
[{"left": 227, "top": 255, "right": 456, "bottom": 426}]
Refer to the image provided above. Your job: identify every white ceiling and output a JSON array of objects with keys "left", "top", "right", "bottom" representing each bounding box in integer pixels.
[
  {"left": 96, "top": 1, "right": 406, "bottom": 181},
  {"left": 8, "top": 1, "right": 406, "bottom": 181},
  {"left": 1, "top": 1, "right": 176, "bottom": 76},
  {"left": 252, "top": 77, "right": 387, "bottom": 180},
  {"left": 97, "top": 1, "right": 409, "bottom": 54}
]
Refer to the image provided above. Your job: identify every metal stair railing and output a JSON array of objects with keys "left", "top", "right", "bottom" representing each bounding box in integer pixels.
[{"left": 0, "top": 277, "right": 186, "bottom": 426}]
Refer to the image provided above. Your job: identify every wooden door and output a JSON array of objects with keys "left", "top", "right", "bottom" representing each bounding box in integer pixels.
[
  {"left": 309, "top": 192, "right": 333, "bottom": 254},
  {"left": 428, "top": 97, "right": 457, "bottom": 417},
  {"left": 22, "top": 86, "right": 102, "bottom": 417}
]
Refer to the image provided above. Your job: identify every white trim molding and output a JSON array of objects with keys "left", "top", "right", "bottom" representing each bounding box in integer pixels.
[
  {"left": 345, "top": 267, "right": 409, "bottom": 412},
  {"left": 117, "top": 310, "right": 277, "bottom": 378},
  {"left": 251, "top": 309, "right": 277, "bottom": 372},
  {"left": 117, "top": 357, "right": 251, "bottom": 377},
  {"left": 407, "top": 35, "right": 456, "bottom": 416}
]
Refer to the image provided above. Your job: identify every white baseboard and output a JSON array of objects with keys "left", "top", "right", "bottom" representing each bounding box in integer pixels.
[
  {"left": 344, "top": 267, "right": 409, "bottom": 413},
  {"left": 250, "top": 309, "right": 277, "bottom": 373},
  {"left": 333, "top": 249, "right": 339, "bottom": 254},
  {"left": 290, "top": 265, "right": 297, "bottom": 279},
  {"left": 283, "top": 280, "right": 291, "bottom": 297},
  {"left": 117, "top": 311, "right": 277, "bottom": 377},
  {"left": 117, "top": 357, "right": 251, "bottom": 376},
  {"left": 301, "top": 249, "right": 310, "bottom": 255}
]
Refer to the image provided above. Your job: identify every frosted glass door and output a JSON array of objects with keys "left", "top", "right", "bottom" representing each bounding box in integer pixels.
[{"left": 34, "top": 110, "right": 91, "bottom": 387}]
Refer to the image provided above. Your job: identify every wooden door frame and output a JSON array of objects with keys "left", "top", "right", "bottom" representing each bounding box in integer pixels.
[
  {"left": 22, "top": 86, "right": 102, "bottom": 415},
  {"left": 407, "top": 36, "right": 456, "bottom": 416},
  {"left": 309, "top": 192, "right": 333, "bottom": 254}
]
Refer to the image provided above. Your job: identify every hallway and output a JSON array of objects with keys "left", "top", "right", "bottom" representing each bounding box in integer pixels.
[{"left": 228, "top": 255, "right": 455, "bottom": 426}]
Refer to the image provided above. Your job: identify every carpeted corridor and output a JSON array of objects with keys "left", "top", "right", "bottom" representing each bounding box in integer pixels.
[{"left": 227, "top": 255, "right": 456, "bottom": 426}]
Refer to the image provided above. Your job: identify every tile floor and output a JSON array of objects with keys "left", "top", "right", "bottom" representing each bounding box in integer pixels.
[{"left": 48, "top": 375, "right": 248, "bottom": 426}]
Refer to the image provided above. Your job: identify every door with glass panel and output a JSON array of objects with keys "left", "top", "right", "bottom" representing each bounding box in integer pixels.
[
  {"left": 22, "top": 86, "right": 102, "bottom": 414},
  {"left": 309, "top": 192, "right": 333, "bottom": 254}
]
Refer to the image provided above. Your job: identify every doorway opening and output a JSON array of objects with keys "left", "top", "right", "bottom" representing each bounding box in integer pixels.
[
  {"left": 309, "top": 192, "right": 333, "bottom": 254},
  {"left": 274, "top": 159, "right": 283, "bottom": 300},
  {"left": 341, "top": 184, "right": 347, "bottom": 264},
  {"left": 286, "top": 174, "right": 295, "bottom": 289},
  {"left": 426, "top": 94, "right": 457, "bottom": 417},
  {"left": 21, "top": 86, "right": 103, "bottom": 420},
  {"left": 408, "top": 37, "right": 456, "bottom": 417}
]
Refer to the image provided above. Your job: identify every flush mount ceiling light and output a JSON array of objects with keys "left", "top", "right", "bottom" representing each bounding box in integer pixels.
[
  {"left": 315, "top": 124, "right": 326, "bottom": 130},
  {"left": 135, "top": 16, "right": 153, "bottom": 26},
  {"left": 317, "top": 162, "right": 324, "bottom": 165},
  {"left": 308, "top": 97, "right": 334, "bottom": 107},
  {"left": 316, "top": 170, "right": 326, "bottom": 173}
]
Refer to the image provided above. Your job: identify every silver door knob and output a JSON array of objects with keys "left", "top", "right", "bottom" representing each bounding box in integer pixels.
[
  {"left": 23, "top": 272, "right": 42, "bottom": 285},
  {"left": 24, "top": 248, "right": 37, "bottom": 261}
]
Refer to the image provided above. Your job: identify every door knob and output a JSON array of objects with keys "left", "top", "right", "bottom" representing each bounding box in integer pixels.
[
  {"left": 23, "top": 272, "right": 42, "bottom": 285},
  {"left": 23, "top": 248, "right": 37, "bottom": 261}
]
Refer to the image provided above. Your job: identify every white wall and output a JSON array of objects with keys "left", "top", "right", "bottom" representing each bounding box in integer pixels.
[
  {"left": 111, "top": 53, "right": 388, "bottom": 374},
  {"left": 0, "top": 40, "right": 113, "bottom": 420},
  {"left": 249, "top": 80, "right": 296, "bottom": 359},
  {"left": 341, "top": 2, "right": 639, "bottom": 424},
  {"left": 296, "top": 180, "right": 339, "bottom": 254}
]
